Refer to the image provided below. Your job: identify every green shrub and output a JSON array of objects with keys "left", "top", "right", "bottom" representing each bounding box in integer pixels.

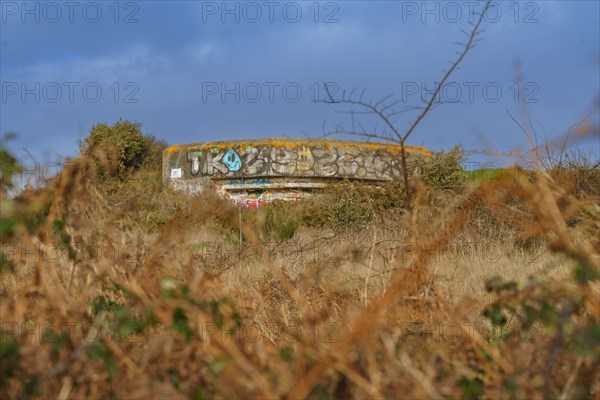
[
  {"left": 253, "top": 182, "right": 394, "bottom": 239},
  {"left": 80, "top": 120, "right": 147, "bottom": 180},
  {"left": 142, "top": 135, "right": 169, "bottom": 171},
  {"left": 281, "top": 181, "right": 407, "bottom": 233},
  {"left": 0, "top": 133, "right": 21, "bottom": 192},
  {"left": 326, "top": 182, "right": 376, "bottom": 232},
  {"left": 419, "top": 145, "right": 468, "bottom": 189},
  {"left": 295, "top": 182, "right": 385, "bottom": 232},
  {"left": 262, "top": 201, "right": 300, "bottom": 241}
]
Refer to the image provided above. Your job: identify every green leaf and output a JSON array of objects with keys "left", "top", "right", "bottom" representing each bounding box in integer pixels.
[
  {"left": 539, "top": 302, "right": 560, "bottom": 325},
  {"left": 167, "top": 369, "right": 179, "bottom": 388},
  {"left": 160, "top": 278, "right": 184, "bottom": 298},
  {"left": 571, "top": 321, "right": 600, "bottom": 360},
  {"left": 22, "top": 374, "right": 41, "bottom": 397},
  {"left": 574, "top": 261, "right": 600, "bottom": 285},
  {"left": 279, "top": 346, "right": 294, "bottom": 361},
  {"left": 42, "top": 329, "right": 70, "bottom": 359},
  {"left": 207, "top": 357, "right": 226, "bottom": 376},
  {"left": 483, "top": 305, "right": 507, "bottom": 326},
  {"left": 87, "top": 343, "right": 117, "bottom": 378},
  {"left": 457, "top": 376, "right": 484, "bottom": 400},
  {"left": 172, "top": 308, "right": 192, "bottom": 342},
  {"left": 0, "top": 219, "right": 15, "bottom": 236},
  {"left": 0, "top": 334, "right": 21, "bottom": 380},
  {"left": 523, "top": 304, "right": 538, "bottom": 329},
  {"left": 91, "top": 296, "right": 120, "bottom": 316},
  {"left": 0, "top": 252, "right": 15, "bottom": 273}
]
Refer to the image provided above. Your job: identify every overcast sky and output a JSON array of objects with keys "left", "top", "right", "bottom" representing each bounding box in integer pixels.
[{"left": 1, "top": 0, "right": 599, "bottom": 167}]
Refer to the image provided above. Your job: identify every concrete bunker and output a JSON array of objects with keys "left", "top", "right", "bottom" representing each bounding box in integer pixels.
[{"left": 162, "top": 138, "right": 432, "bottom": 207}]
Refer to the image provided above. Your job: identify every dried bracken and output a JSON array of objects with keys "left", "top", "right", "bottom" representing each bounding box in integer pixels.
[{"left": 1, "top": 136, "right": 598, "bottom": 399}]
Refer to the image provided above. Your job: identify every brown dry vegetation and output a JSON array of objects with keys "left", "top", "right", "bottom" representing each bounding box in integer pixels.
[{"left": 1, "top": 145, "right": 599, "bottom": 399}]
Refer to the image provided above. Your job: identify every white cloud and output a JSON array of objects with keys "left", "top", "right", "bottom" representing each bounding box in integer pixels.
[
  {"left": 7, "top": 46, "right": 171, "bottom": 83},
  {"left": 185, "top": 41, "right": 220, "bottom": 63}
]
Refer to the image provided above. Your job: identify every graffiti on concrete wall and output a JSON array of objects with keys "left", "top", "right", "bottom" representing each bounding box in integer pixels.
[
  {"left": 179, "top": 142, "right": 426, "bottom": 181},
  {"left": 163, "top": 139, "right": 432, "bottom": 204},
  {"left": 225, "top": 190, "right": 311, "bottom": 208}
]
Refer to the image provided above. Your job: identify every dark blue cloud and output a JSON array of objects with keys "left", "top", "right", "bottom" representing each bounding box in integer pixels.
[{"left": 1, "top": 0, "right": 598, "bottom": 166}]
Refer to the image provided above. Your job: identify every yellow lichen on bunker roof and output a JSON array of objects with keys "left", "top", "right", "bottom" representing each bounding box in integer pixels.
[{"left": 165, "top": 138, "right": 432, "bottom": 157}]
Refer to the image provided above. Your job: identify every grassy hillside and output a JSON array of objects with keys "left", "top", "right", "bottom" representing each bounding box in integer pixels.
[{"left": 1, "top": 142, "right": 599, "bottom": 399}]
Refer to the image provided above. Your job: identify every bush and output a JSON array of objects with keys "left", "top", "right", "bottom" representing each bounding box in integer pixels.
[
  {"left": 142, "top": 135, "right": 169, "bottom": 171},
  {"left": 325, "top": 182, "right": 376, "bottom": 232},
  {"left": 419, "top": 145, "right": 468, "bottom": 189},
  {"left": 551, "top": 155, "right": 600, "bottom": 197},
  {"left": 80, "top": 120, "right": 147, "bottom": 180},
  {"left": 0, "top": 133, "right": 21, "bottom": 193},
  {"left": 262, "top": 201, "right": 301, "bottom": 241},
  {"left": 330, "top": 197, "right": 374, "bottom": 231},
  {"left": 277, "top": 181, "right": 407, "bottom": 233},
  {"left": 252, "top": 182, "right": 404, "bottom": 238}
]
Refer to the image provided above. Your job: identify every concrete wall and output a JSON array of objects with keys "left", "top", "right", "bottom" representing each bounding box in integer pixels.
[{"left": 163, "top": 138, "right": 431, "bottom": 200}]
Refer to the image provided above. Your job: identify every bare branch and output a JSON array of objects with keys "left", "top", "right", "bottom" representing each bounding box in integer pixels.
[
  {"left": 380, "top": 98, "right": 404, "bottom": 113},
  {"left": 375, "top": 94, "right": 395, "bottom": 108},
  {"left": 318, "top": 0, "right": 491, "bottom": 206},
  {"left": 401, "top": 0, "right": 491, "bottom": 143}
]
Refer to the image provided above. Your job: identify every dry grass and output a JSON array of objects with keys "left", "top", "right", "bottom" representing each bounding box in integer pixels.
[{"left": 1, "top": 152, "right": 599, "bottom": 399}]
